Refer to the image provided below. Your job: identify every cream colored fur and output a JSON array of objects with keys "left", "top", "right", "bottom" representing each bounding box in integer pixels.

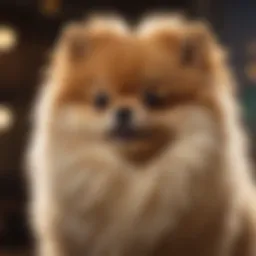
[{"left": 26, "top": 14, "right": 256, "bottom": 256}]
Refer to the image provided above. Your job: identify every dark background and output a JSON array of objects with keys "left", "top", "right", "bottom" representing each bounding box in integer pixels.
[{"left": 0, "top": 0, "right": 255, "bottom": 254}]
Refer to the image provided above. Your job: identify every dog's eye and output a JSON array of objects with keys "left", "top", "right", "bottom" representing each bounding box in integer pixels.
[
  {"left": 143, "top": 91, "right": 164, "bottom": 109},
  {"left": 94, "top": 92, "right": 109, "bottom": 110}
]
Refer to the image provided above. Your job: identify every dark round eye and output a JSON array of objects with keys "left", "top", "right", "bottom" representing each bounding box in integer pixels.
[
  {"left": 143, "top": 91, "right": 164, "bottom": 108},
  {"left": 94, "top": 92, "right": 109, "bottom": 110}
]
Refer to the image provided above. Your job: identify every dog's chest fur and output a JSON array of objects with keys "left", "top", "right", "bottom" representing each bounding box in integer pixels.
[
  {"left": 40, "top": 132, "right": 229, "bottom": 256},
  {"left": 49, "top": 141, "right": 176, "bottom": 253}
]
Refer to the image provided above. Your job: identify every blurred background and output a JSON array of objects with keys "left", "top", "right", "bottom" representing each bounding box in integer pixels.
[{"left": 0, "top": 0, "right": 255, "bottom": 255}]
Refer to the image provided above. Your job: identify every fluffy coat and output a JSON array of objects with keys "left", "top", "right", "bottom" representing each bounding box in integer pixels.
[{"left": 26, "top": 13, "right": 256, "bottom": 256}]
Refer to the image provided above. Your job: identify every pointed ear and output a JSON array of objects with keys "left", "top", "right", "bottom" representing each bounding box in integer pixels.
[
  {"left": 180, "top": 22, "right": 215, "bottom": 69},
  {"left": 54, "top": 14, "right": 128, "bottom": 62},
  {"left": 60, "top": 22, "right": 89, "bottom": 61}
]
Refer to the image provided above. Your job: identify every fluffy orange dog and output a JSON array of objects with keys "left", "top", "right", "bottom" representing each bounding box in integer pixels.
[{"left": 27, "top": 13, "right": 256, "bottom": 256}]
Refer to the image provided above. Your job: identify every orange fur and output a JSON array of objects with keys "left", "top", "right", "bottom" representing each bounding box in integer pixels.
[{"left": 27, "top": 13, "right": 256, "bottom": 256}]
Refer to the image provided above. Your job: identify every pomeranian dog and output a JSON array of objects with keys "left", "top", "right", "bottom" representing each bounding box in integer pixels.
[{"left": 27, "top": 13, "right": 256, "bottom": 256}]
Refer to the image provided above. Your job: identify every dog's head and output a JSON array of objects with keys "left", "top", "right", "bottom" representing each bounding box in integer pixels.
[{"left": 48, "top": 13, "right": 224, "bottom": 164}]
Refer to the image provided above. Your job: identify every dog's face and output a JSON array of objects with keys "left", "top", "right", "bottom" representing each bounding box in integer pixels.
[{"left": 52, "top": 16, "right": 218, "bottom": 163}]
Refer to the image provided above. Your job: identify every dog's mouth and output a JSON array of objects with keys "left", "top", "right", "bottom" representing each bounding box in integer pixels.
[
  {"left": 109, "top": 126, "right": 149, "bottom": 141},
  {"left": 108, "top": 125, "right": 173, "bottom": 165}
]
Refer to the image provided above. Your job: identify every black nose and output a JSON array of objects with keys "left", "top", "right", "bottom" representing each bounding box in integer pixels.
[{"left": 116, "top": 107, "right": 132, "bottom": 126}]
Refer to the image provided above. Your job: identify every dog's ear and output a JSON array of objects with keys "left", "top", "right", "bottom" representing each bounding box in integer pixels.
[
  {"left": 53, "top": 14, "right": 128, "bottom": 63},
  {"left": 180, "top": 22, "right": 215, "bottom": 70},
  {"left": 59, "top": 22, "right": 89, "bottom": 61},
  {"left": 47, "top": 21, "right": 88, "bottom": 80},
  {"left": 137, "top": 14, "right": 218, "bottom": 70}
]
